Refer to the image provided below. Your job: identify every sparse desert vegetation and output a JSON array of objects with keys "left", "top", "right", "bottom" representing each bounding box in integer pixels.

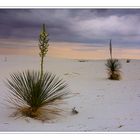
[
  {"left": 126, "top": 59, "right": 131, "bottom": 63},
  {"left": 1, "top": 55, "right": 140, "bottom": 131},
  {"left": 78, "top": 59, "right": 88, "bottom": 62}
]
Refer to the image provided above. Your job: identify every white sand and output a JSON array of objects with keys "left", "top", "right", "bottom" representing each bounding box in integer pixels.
[{"left": 0, "top": 55, "right": 140, "bottom": 132}]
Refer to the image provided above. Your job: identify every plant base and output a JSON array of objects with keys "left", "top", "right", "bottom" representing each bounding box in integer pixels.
[
  {"left": 109, "top": 72, "right": 121, "bottom": 80},
  {"left": 10, "top": 106, "right": 63, "bottom": 122}
]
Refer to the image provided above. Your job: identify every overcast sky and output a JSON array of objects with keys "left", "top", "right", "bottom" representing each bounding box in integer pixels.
[{"left": 0, "top": 9, "right": 140, "bottom": 49}]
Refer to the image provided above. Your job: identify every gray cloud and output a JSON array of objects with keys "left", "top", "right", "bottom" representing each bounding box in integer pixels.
[{"left": 0, "top": 9, "right": 140, "bottom": 48}]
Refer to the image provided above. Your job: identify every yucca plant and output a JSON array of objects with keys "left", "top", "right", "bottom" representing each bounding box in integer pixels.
[
  {"left": 105, "top": 40, "right": 121, "bottom": 80},
  {"left": 6, "top": 70, "right": 70, "bottom": 120},
  {"left": 6, "top": 24, "right": 71, "bottom": 121},
  {"left": 106, "top": 59, "right": 121, "bottom": 80}
]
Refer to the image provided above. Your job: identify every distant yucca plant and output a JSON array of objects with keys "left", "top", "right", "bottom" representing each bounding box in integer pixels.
[
  {"left": 106, "top": 59, "right": 121, "bottom": 80},
  {"left": 6, "top": 70, "right": 70, "bottom": 120},
  {"left": 106, "top": 39, "right": 122, "bottom": 80}
]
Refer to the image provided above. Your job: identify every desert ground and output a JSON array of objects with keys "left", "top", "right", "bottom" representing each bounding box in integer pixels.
[{"left": 0, "top": 55, "right": 140, "bottom": 132}]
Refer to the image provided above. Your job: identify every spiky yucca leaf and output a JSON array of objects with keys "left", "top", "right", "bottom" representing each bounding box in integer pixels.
[
  {"left": 105, "top": 58, "right": 121, "bottom": 80},
  {"left": 6, "top": 70, "right": 70, "bottom": 120}
]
